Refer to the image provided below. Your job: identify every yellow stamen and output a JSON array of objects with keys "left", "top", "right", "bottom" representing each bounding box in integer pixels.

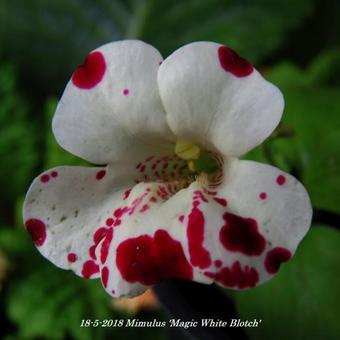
[
  {"left": 188, "top": 160, "right": 196, "bottom": 172},
  {"left": 175, "top": 140, "right": 200, "bottom": 160}
]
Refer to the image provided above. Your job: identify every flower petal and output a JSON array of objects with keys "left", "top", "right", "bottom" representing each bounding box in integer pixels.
[
  {"left": 95, "top": 182, "right": 197, "bottom": 297},
  {"left": 75, "top": 159, "right": 310, "bottom": 296},
  {"left": 53, "top": 40, "right": 174, "bottom": 165},
  {"left": 23, "top": 165, "right": 135, "bottom": 279},
  {"left": 158, "top": 42, "right": 284, "bottom": 157},
  {"left": 24, "top": 160, "right": 310, "bottom": 295},
  {"left": 177, "top": 159, "right": 312, "bottom": 289}
]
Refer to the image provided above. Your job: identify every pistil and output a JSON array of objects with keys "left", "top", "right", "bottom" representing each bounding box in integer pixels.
[{"left": 175, "top": 140, "right": 219, "bottom": 176}]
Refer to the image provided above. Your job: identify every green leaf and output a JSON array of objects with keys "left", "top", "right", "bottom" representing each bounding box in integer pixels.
[
  {"left": 308, "top": 48, "right": 340, "bottom": 86},
  {"left": 264, "top": 62, "right": 311, "bottom": 88},
  {"left": 266, "top": 49, "right": 340, "bottom": 88},
  {"left": 0, "top": 0, "right": 315, "bottom": 94},
  {"left": 234, "top": 226, "right": 340, "bottom": 340},
  {"left": 0, "top": 63, "right": 38, "bottom": 208},
  {"left": 0, "top": 225, "right": 31, "bottom": 256},
  {"left": 267, "top": 88, "right": 340, "bottom": 214},
  {"left": 6, "top": 264, "right": 113, "bottom": 340},
  {"left": 245, "top": 56, "right": 340, "bottom": 214}
]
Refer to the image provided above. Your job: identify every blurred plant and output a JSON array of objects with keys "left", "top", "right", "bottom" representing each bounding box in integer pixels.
[
  {"left": 236, "top": 50, "right": 340, "bottom": 340},
  {"left": 0, "top": 64, "right": 39, "bottom": 225},
  {"left": 0, "top": 0, "right": 315, "bottom": 96},
  {"left": 235, "top": 226, "right": 340, "bottom": 340},
  {"left": 246, "top": 49, "right": 340, "bottom": 214}
]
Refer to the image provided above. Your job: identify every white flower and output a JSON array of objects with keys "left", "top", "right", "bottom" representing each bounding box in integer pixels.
[{"left": 23, "top": 40, "right": 312, "bottom": 297}]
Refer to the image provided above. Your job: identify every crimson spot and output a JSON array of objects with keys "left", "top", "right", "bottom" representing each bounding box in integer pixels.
[
  {"left": 96, "top": 170, "right": 106, "bottom": 180},
  {"left": 265, "top": 247, "right": 292, "bottom": 274},
  {"left": 72, "top": 51, "right": 106, "bottom": 89},
  {"left": 259, "top": 192, "right": 267, "bottom": 200},
  {"left": 25, "top": 219, "right": 46, "bottom": 247},
  {"left": 213, "top": 197, "right": 227, "bottom": 207},
  {"left": 51, "top": 171, "right": 58, "bottom": 178},
  {"left": 187, "top": 206, "right": 211, "bottom": 269},
  {"left": 116, "top": 230, "right": 193, "bottom": 285},
  {"left": 219, "top": 212, "right": 265, "bottom": 256},
  {"left": 67, "top": 253, "right": 77, "bottom": 263},
  {"left": 93, "top": 227, "right": 108, "bottom": 244},
  {"left": 205, "top": 261, "right": 259, "bottom": 288},
  {"left": 89, "top": 245, "right": 97, "bottom": 260},
  {"left": 106, "top": 218, "right": 114, "bottom": 226},
  {"left": 124, "top": 189, "right": 131, "bottom": 200},
  {"left": 100, "top": 228, "right": 113, "bottom": 264},
  {"left": 81, "top": 260, "right": 99, "bottom": 279},
  {"left": 40, "top": 174, "right": 50, "bottom": 183},
  {"left": 218, "top": 46, "right": 253, "bottom": 77},
  {"left": 276, "top": 175, "right": 286, "bottom": 186},
  {"left": 101, "top": 266, "right": 109, "bottom": 288},
  {"left": 214, "top": 260, "right": 222, "bottom": 268}
]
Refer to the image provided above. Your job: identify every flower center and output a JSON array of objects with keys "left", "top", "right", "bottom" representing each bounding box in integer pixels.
[
  {"left": 174, "top": 140, "right": 219, "bottom": 176},
  {"left": 134, "top": 141, "right": 223, "bottom": 196}
]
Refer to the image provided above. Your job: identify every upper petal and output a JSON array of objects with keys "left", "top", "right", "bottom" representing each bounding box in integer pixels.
[
  {"left": 53, "top": 40, "right": 174, "bottom": 165},
  {"left": 158, "top": 42, "right": 284, "bottom": 157}
]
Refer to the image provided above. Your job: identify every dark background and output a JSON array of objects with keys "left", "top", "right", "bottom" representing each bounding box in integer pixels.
[{"left": 0, "top": 0, "right": 339, "bottom": 339}]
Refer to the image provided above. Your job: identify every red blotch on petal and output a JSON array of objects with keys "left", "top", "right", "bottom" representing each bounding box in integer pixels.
[
  {"left": 67, "top": 253, "right": 77, "bottom": 263},
  {"left": 114, "top": 219, "right": 121, "bottom": 226},
  {"left": 101, "top": 266, "right": 109, "bottom": 288},
  {"left": 214, "top": 260, "right": 222, "bottom": 268},
  {"left": 219, "top": 212, "right": 265, "bottom": 256},
  {"left": 124, "top": 189, "right": 131, "bottom": 200},
  {"left": 140, "top": 204, "right": 149, "bottom": 213},
  {"left": 213, "top": 197, "right": 227, "bottom": 207},
  {"left": 123, "top": 88, "right": 129, "bottom": 96},
  {"left": 25, "top": 219, "right": 46, "bottom": 247},
  {"left": 100, "top": 228, "right": 113, "bottom": 264},
  {"left": 187, "top": 206, "right": 212, "bottom": 269},
  {"left": 277, "top": 175, "right": 286, "bottom": 186},
  {"left": 265, "top": 247, "right": 292, "bottom": 274},
  {"left": 93, "top": 227, "right": 108, "bottom": 245},
  {"left": 40, "top": 174, "right": 50, "bottom": 183},
  {"left": 259, "top": 192, "right": 267, "bottom": 200},
  {"left": 81, "top": 260, "right": 99, "bottom": 279},
  {"left": 93, "top": 227, "right": 109, "bottom": 245},
  {"left": 96, "top": 170, "right": 106, "bottom": 180},
  {"left": 116, "top": 230, "right": 193, "bottom": 285},
  {"left": 205, "top": 261, "right": 259, "bottom": 289},
  {"left": 51, "top": 171, "right": 58, "bottom": 178},
  {"left": 89, "top": 245, "right": 97, "bottom": 260},
  {"left": 72, "top": 51, "right": 106, "bottom": 89},
  {"left": 218, "top": 46, "right": 253, "bottom": 77},
  {"left": 106, "top": 218, "right": 114, "bottom": 226},
  {"left": 114, "top": 207, "right": 125, "bottom": 218}
]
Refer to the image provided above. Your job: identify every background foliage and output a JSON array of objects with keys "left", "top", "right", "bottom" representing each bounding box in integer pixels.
[{"left": 0, "top": 0, "right": 339, "bottom": 339}]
